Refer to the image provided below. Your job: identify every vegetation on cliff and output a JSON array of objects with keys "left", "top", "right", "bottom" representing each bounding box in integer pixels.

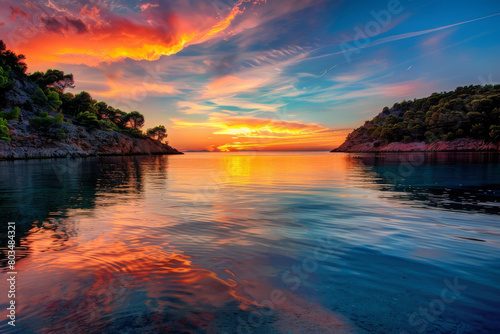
[
  {"left": 337, "top": 84, "right": 500, "bottom": 150},
  {"left": 0, "top": 40, "right": 170, "bottom": 145}
]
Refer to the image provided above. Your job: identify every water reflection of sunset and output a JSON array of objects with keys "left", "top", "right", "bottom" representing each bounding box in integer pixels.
[
  {"left": 1, "top": 154, "right": 362, "bottom": 333},
  {"left": 3, "top": 153, "right": 498, "bottom": 333}
]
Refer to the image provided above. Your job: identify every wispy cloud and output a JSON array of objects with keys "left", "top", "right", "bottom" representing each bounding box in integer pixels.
[{"left": 313, "top": 12, "right": 500, "bottom": 60}]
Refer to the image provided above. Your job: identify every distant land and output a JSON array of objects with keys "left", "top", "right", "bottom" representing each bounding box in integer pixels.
[
  {"left": 333, "top": 84, "right": 500, "bottom": 152},
  {"left": 0, "top": 41, "right": 182, "bottom": 160}
]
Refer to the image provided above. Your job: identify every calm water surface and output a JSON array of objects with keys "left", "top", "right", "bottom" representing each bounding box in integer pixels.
[{"left": 0, "top": 152, "right": 499, "bottom": 333}]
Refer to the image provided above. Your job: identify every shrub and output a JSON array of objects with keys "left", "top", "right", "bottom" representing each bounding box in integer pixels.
[
  {"left": 146, "top": 125, "right": 167, "bottom": 142},
  {"left": 0, "top": 107, "right": 20, "bottom": 120},
  {"left": 98, "top": 119, "right": 119, "bottom": 131},
  {"left": 56, "top": 128, "right": 69, "bottom": 140},
  {"left": 32, "top": 87, "right": 49, "bottom": 106},
  {"left": 470, "top": 123, "right": 486, "bottom": 139},
  {"left": 0, "top": 117, "right": 10, "bottom": 141},
  {"left": 489, "top": 125, "right": 500, "bottom": 142},
  {"left": 46, "top": 90, "right": 62, "bottom": 111},
  {"left": 0, "top": 66, "right": 14, "bottom": 104},
  {"left": 385, "top": 115, "right": 400, "bottom": 125},
  {"left": 121, "top": 111, "right": 145, "bottom": 130},
  {"left": 120, "top": 128, "right": 145, "bottom": 138},
  {"left": 76, "top": 111, "right": 99, "bottom": 129},
  {"left": 29, "top": 111, "right": 64, "bottom": 138}
]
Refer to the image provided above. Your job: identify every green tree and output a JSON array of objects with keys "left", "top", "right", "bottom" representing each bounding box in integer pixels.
[
  {"left": 76, "top": 111, "right": 99, "bottom": 129},
  {"left": 32, "top": 87, "right": 48, "bottom": 106},
  {"left": 29, "top": 112, "right": 64, "bottom": 138},
  {"left": 424, "top": 130, "right": 438, "bottom": 143},
  {"left": 470, "top": 123, "right": 486, "bottom": 139},
  {"left": 63, "top": 91, "right": 95, "bottom": 116},
  {"left": 0, "top": 117, "right": 10, "bottom": 141},
  {"left": 98, "top": 119, "right": 119, "bottom": 131},
  {"left": 0, "top": 40, "right": 27, "bottom": 75},
  {"left": 103, "top": 107, "right": 127, "bottom": 127},
  {"left": 385, "top": 115, "right": 400, "bottom": 125},
  {"left": 46, "top": 90, "right": 62, "bottom": 111},
  {"left": 0, "top": 65, "right": 14, "bottom": 106},
  {"left": 122, "top": 111, "right": 145, "bottom": 130},
  {"left": 146, "top": 125, "right": 167, "bottom": 142},
  {"left": 0, "top": 107, "right": 20, "bottom": 120},
  {"left": 489, "top": 125, "right": 500, "bottom": 142},
  {"left": 95, "top": 102, "right": 108, "bottom": 120},
  {"left": 470, "top": 99, "right": 492, "bottom": 113},
  {"left": 29, "top": 69, "right": 75, "bottom": 91}
]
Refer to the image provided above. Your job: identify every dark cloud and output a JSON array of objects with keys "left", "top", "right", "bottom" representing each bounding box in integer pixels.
[
  {"left": 40, "top": 16, "right": 88, "bottom": 34},
  {"left": 41, "top": 16, "right": 66, "bottom": 33},
  {"left": 65, "top": 17, "right": 88, "bottom": 34}
]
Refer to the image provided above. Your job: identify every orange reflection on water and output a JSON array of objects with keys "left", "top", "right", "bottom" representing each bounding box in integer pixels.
[
  {"left": 0, "top": 153, "right": 365, "bottom": 333},
  {"left": 5, "top": 221, "right": 262, "bottom": 333}
]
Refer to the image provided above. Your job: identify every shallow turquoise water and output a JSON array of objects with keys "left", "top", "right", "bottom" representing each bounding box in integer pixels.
[{"left": 0, "top": 152, "right": 499, "bottom": 333}]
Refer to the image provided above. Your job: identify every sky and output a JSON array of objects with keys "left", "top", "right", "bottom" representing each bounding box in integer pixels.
[{"left": 1, "top": 0, "right": 500, "bottom": 151}]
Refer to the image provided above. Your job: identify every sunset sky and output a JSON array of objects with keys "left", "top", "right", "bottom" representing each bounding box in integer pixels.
[{"left": 1, "top": 0, "right": 500, "bottom": 151}]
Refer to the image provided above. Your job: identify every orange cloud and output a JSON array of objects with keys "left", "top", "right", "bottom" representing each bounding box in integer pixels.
[
  {"left": 171, "top": 115, "right": 348, "bottom": 151},
  {"left": 213, "top": 128, "right": 349, "bottom": 151},
  {"left": 8, "top": 0, "right": 266, "bottom": 66},
  {"left": 203, "top": 75, "right": 270, "bottom": 98},
  {"left": 213, "top": 116, "right": 329, "bottom": 136}
]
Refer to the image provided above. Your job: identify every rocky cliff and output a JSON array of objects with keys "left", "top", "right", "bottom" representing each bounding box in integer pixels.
[
  {"left": 0, "top": 121, "right": 182, "bottom": 159},
  {"left": 332, "top": 84, "right": 500, "bottom": 152},
  {"left": 0, "top": 45, "right": 182, "bottom": 160},
  {"left": 332, "top": 137, "right": 499, "bottom": 152},
  {"left": 0, "top": 84, "right": 182, "bottom": 159}
]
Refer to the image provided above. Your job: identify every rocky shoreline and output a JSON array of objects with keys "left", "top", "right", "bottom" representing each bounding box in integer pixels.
[
  {"left": 0, "top": 50, "right": 183, "bottom": 161},
  {"left": 0, "top": 121, "right": 182, "bottom": 160},
  {"left": 331, "top": 137, "right": 500, "bottom": 153}
]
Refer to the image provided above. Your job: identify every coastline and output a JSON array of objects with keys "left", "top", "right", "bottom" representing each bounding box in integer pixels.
[
  {"left": 331, "top": 138, "right": 500, "bottom": 153},
  {"left": 0, "top": 126, "right": 183, "bottom": 160},
  {"left": 0, "top": 150, "right": 183, "bottom": 161}
]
